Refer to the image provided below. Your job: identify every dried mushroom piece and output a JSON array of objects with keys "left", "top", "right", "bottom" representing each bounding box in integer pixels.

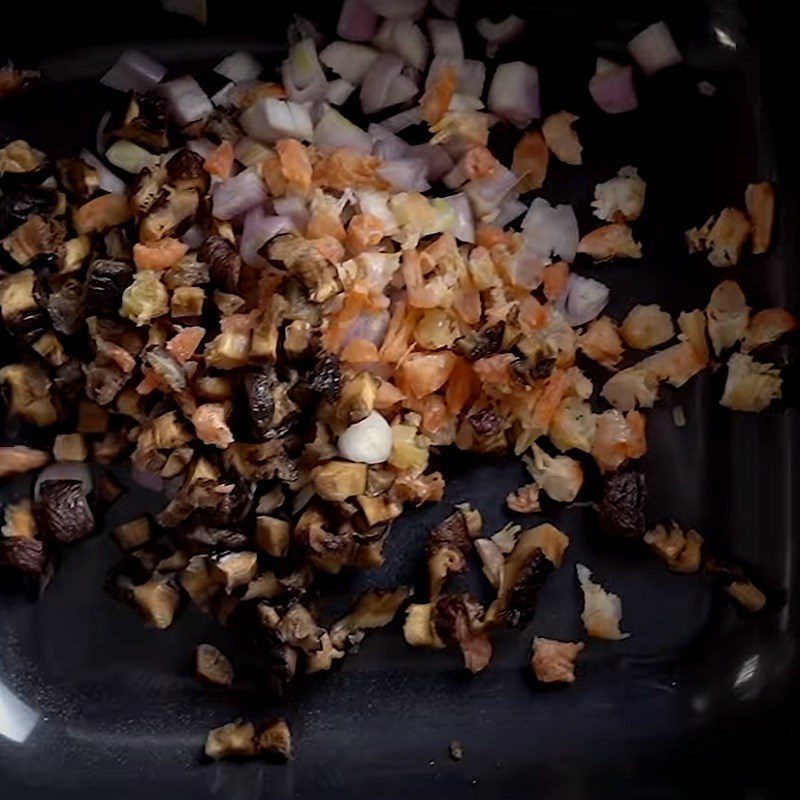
[
  {"left": 1, "top": 499, "right": 48, "bottom": 575},
  {"left": 255, "top": 516, "right": 291, "bottom": 557},
  {"left": 132, "top": 574, "right": 181, "bottom": 629},
  {"left": 195, "top": 643, "right": 234, "bottom": 687},
  {"left": 0, "top": 445, "right": 49, "bottom": 479},
  {"left": 39, "top": 479, "right": 95, "bottom": 543},
  {"left": 330, "top": 587, "right": 412, "bottom": 649},
  {"left": 487, "top": 524, "right": 569, "bottom": 628},
  {"left": 198, "top": 235, "right": 242, "bottom": 293},
  {"left": 644, "top": 522, "right": 703, "bottom": 573},
  {"left": 116, "top": 91, "right": 170, "bottom": 150},
  {"left": 311, "top": 460, "right": 367, "bottom": 501},
  {"left": 0, "top": 269, "right": 47, "bottom": 344},
  {"left": 706, "top": 559, "right": 767, "bottom": 613},
  {"left": 432, "top": 593, "right": 493, "bottom": 674},
  {"left": 598, "top": 468, "right": 647, "bottom": 538},
  {"left": 86, "top": 259, "right": 135, "bottom": 316},
  {"left": 426, "top": 508, "right": 473, "bottom": 597},
  {"left": 530, "top": 637, "right": 584, "bottom": 684},
  {"left": 210, "top": 551, "right": 258, "bottom": 593}
]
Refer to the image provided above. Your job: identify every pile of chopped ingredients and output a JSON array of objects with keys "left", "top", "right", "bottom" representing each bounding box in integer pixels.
[{"left": 1, "top": 0, "right": 796, "bottom": 761}]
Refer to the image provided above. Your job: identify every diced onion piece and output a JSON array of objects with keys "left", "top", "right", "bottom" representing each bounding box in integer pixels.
[
  {"left": 283, "top": 38, "right": 327, "bottom": 102},
  {"left": 589, "top": 62, "right": 638, "bottom": 114},
  {"left": 427, "top": 19, "right": 464, "bottom": 59},
  {"left": 521, "top": 198, "right": 579, "bottom": 262},
  {"left": 273, "top": 195, "right": 309, "bottom": 230},
  {"left": 342, "top": 311, "right": 391, "bottom": 347},
  {"left": 79, "top": 149, "right": 126, "bottom": 194},
  {"left": 384, "top": 74, "right": 420, "bottom": 108},
  {"left": 410, "top": 143, "right": 454, "bottom": 182},
  {"left": 212, "top": 168, "right": 269, "bottom": 220},
  {"left": 438, "top": 194, "right": 475, "bottom": 243},
  {"left": 459, "top": 59, "right": 486, "bottom": 97},
  {"left": 186, "top": 138, "right": 216, "bottom": 160},
  {"left": 34, "top": 462, "right": 93, "bottom": 501},
  {"left": 380, "top": 106, "right": 422, "bottom": 133},
  {"left": 337, "top": 0, "right": 379, "bottom": 42},
  {"left": 561, "top": 274, "right": 610, "bottom": 327},
  {"left": 365, "top": 0, "right": 427, "bottom": 19},
  {"left": 315, "top": 107, "right": 373, "bottom": 154},
  {"left": 105, "top": 140, "right": 160, "bottom": 174},
  {"left": 627, "top": 21, "right": 682, "bottom": 75},
  {"left": 495, "top": 196, "right": 527, "bottom": 227},
  {"left": 320, "top": 42, "right": 379, "bottom": 85},
  {"left": 379, "top": 159, "right": 430, "bottom": 192},
  {"left": 432, "top": 0, "right": 459, "bottom": 17},
  {"left": 360, "top": 53, "right": 405, "bottom": 114},
  {"left": 160, "top": 75, "right": 214, "bottom": 126},
  {"left": 338, "top": 411, "right": 393, "bottom": 464},
  {"left": 287, "top": 14, "right": 322, "bottom": 47},
  {"left": 326, "top": 78, "right": 356, "bottom": 106},
  {"left": 476, "top": 15, "right": 527, "bottom": 58},
  {"left": 209, "top": 82, "right": 235, "bottom": 107},
  {"left": 373, "top": 20, "right": 430, "bottom": 71},
  {"left": 214, "top": 51, "right": 261, "bottom": 82},
  {"left": 100, "top": 50, "right": 166, "bottom": 93},
  {"left": 240, "top": 98, "right": 314, "bottom": 142},
  {"left": 241, "top": 208, "right": 292, "bottom": 268},
  {"left": 369, "top": 123, "right": 410, "bottom": 160},
  {"left": 487, "top": 62, "right": 540, "bottom": 128},
  {"left": 465, "top": 164, "right": 519, "bottom": 218}
]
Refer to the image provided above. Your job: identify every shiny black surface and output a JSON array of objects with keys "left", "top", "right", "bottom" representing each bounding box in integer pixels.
[{"left": 1, "top": 2, "right": 798, "bottom": 797}]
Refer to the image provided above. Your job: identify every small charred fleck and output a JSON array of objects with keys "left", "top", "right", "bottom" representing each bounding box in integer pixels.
[
  {"left": 39, "top": 479, "right": 95, "bottom": 544},
  {"left": 0, "top": 535, "right": 48, "bottom": 575},
  {"left": 86, "top": 259, "right": 135, "bottom": 315},
  {"left": 598, "top": 468, "right": 647, "bottom": 538},
  {"left": 306, "top": 353, "right": 342, "bottom": 402},
  {"left": 44, "top": 278, "right": 85, "bottom": 336},
  {"left": 198, "top": 235, "right": 241, "bottom": 292},
  {"left": 501, "top": 549, "right": 554, "bottom": 628},
  {"left": 142, "top": 345, "right": 187, "bottom": 392},
  {"left": 512, "top": 356, "right": 556, "bottom": 385},
  {"left": 467, "top": 406, "right": 502, "bottom": 437},
  {"left": 427, "top": 511, "right": 471, "bottom": 557},
  {"left": 166, "top": 148, "right": 209, "bottom": 193},
  {"left": 455, "top": 322, "right": 504, "bottom": 361},
  {"left": 245, "top": 372, "right": 277, "bottom": 440}
]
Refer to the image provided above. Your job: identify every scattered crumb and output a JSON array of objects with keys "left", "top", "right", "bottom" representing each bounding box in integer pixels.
[
  {"left": 449, "top": 740, "right": 464, "bottom": 761},
  {"left": 671, "top": 406, "right": 687, "bottom": 427}
]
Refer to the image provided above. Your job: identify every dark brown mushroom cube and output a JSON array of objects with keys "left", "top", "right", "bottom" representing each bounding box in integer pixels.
[
  {"left": 195, "top": 643, "right": 234, "bottom": 687},
  {"left": 39, "top": 479, "right": 95, "bottom": 544}
]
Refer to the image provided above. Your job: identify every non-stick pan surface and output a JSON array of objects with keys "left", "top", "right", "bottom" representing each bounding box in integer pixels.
[{"left": 1, "top": 2, "right": 798, "bottom": 798}]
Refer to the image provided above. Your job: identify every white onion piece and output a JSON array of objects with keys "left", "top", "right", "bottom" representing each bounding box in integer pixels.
[
  {"left": 338, "top": 411, "right": 393, "bottom": 464},
  {"left": 105, "top": 140, "right": 160, "bottom": 174},
  {"left": 357, "top": 190, "right": 397, "bottom": 231},
  {"left": 210, "top": 82, "right": 235, "bottom": 107},
  {"left": 186, "top": 137, "right": 216, "bottom": 160},
  {"left": 369, "top": 123, "right": 410, "bottom": 160},
  {"left": 476, "top": 15, "right": 528, "bottom": 58},
  {"left": 465, "top": 164, "right": 519, "bottom": 217},
  {"left": 443, "top": 158, "right": 468, "bottom": 190},
  {"left": 34, "top": 463, "right": 93, "bottom": 501},
  {"left": 521, "top": 198, "right": 579, "bottom": 262},
  {"left": 100, "top": 50, "right": 166, "bottom": 93},
  {"left": 180, "top": 223, "right": 207, "bottom": 249},
  {"left": 212, "top": 168, "right": 269, "bottom": 220},
  {"left": 487, "top": 62, "right": 540, "bottom": 128},
  {"left": 372, "top": 20, "right": 429, "bottom": 71},
  {"left": 384, "top": 74, "right": 420, "bottom": 108},
  {"left": 459, "top": 59, "right": 486, "bottom": 97},
  {"left": 432, "top": 0, "right": 459, "bottom": 17},
  {"left": 495, "top": 196, "right": 527, "bottom": 227},
  {"left": 589, "top": 62, "right": 638, "bottom": 113},
  {"left": 360, "top": 54, "right": 405, "bottom": 114},
  {"left": 439, "top": 194, "right": 475, "bottom": 243},
  {"left": 241, "top": 208, "right": 292, "bottom": 268},
  {"left": 160, "top": 75, "right": 214, "bottom": 126},
  {"left": 365, "top": 0, "right": 427, "bottom": 20},
  {"left": 449, "top": 94, "right": 483, "bottom": 113},
  {"left": 240, "top": 98, "right": 314, "bottom": 142},
  {"left": 410, "top": 143, "right": 454, "bottom": 182},
  {"left": 562, "top": 274, "right": 610, "bottom": 327},
  {"left": 79, "top": 149, "right": 127, "bottom": 194},
  {"left": 214, "top": 51, "right": 261, "bottom": 82},
  {"left": 284, "top": 39, "right": 325, "bottom": 92},
  {"left": 341, "top": 310, "right": 391, "bottom": 347},
  {"left": 319, "top": 41, "right": 379, "bottom": 85},
  {"left": 273, "top": 195, "right": 309, "bottom": 230},
  {"left": 314, "top": 107, "right": 373, "bottom": 154},
  {"left": 337, "top": 0, "right": 379, "bottom": 42},
  {"left": 627, "top": 21, "right": 682, "bottom": 75},
  {"left": 427, "top": 19, "right": 463, "bottom": 59},
  {"left": 379, "top": 159, "right": 430, "bottom": 192},
  {"left": 380, "top": 106, "right": 422, "bottom": 133},
  {"left": 326, "top": 78, "right": 356, "bottom": 106},
  {"left": 95, "top": 110, "right": 112, "bottom": 156}
]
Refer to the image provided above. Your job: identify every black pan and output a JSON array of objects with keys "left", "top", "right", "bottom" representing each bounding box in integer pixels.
[{"left": 1, "top": 1, "right": 798, "bottom": 797}]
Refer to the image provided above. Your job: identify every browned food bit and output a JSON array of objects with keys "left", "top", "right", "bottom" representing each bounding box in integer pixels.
[
  {"left": 523, "top": 444, "right": 583, "bottom": 503},
  {"left": 620, "top": 304, "right": 674, "bottom": 350},
  {"left": 426, "top": 508, "right": 473, "bottom": 597},
  {"left": 198, "top": 235, "right": 241, "bottom": 292},
  {"left": 255, "top": 516, "right": 291, "bottom": 557},
  {"left": 530, "top": 637, "right": 584, "bottom": 684},
  {"left": 2, "top": 214, "right": 65, "bottom": 266},
  {"left": 644, "top": 522, "right": 703, "bottom": 573},
  {"left": 576, "top": 564, "right": 628, "bottom": 640},
  {"left": 433, "top": 593, "right": 493, "bottom": 673},
  {"left": 0, "top": 269, "right": 47, "bottom": 344},
  {"left": 706, "top": 559, "right": 767, "bottom": 612},
  {"left": 511, "top": 131, "right": 549, "bottom": 193},
  {"left": 744, "top": 182, "right": 775, "bottom": 255},
  {"left": 210, "top": 551, "right": 258, "bottom": 593},
  {"left": 39, "top": 479, "right": 94, "bottom": 543},
  {"left": 506, "top": 483, "right": 541, "bottom": 513},
  {"left": 0, "top": 499, "right": 48, "bottom": 575},
  {"left": 598, "top": 467, "right": 647, "bottom": 538},
  {"left": 578, "top": 317, "right": 624, "bottom": 369},
  {"left": 204, "top": 720, "right": 257, "bottom": 760},
  {"left": 741, "top": 309, "right": 797, "bottom": 353},
  {"left": 53, "top": 433, "right": 88, "bottom": 462},
  {"left": 0, "top": 68, "right": 41, "bottom": 99},
  {"left": 448, "top": 740, "right": 464, "bottom": 761},
  {"left": 311, "top": 460, "right": 367, "bottom": 501},
  {"left": 56, "top": 157, "right": 100, "bottom": 198},
  {"left": 720, "top": 353, "right": 782, "bottom": 412},
  {"left": 195, "top": 643, "right": 234, "bottom": 687},
  {"left": 116, "top": 91, "right": 170, "bottom": 150},
  {"left": 687, "top": 207, "right": 751, "bottom": 267},
  {"left": 132, "top": 575, "right": 181, "bottom": 629},
  {"left": 0, "top": 139, "right": 44, "bottom": 173},
  {"left": 592, "top": 167, "right": 646, "bottom": 222},
  {"left": 542, "top": 111, "right": 582, "bottom": 165},
  {"left": 577, "top": 223, "right": 642, "bottom": 261},
  {"left": 330, "top": 587, "right": 412, "bottom": 649},
  {"left": 0, "top": 445, "right": 49, "bottom": 479},
  {"left": 474, "top": 538, "right": 504, "bottom": 589}
]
